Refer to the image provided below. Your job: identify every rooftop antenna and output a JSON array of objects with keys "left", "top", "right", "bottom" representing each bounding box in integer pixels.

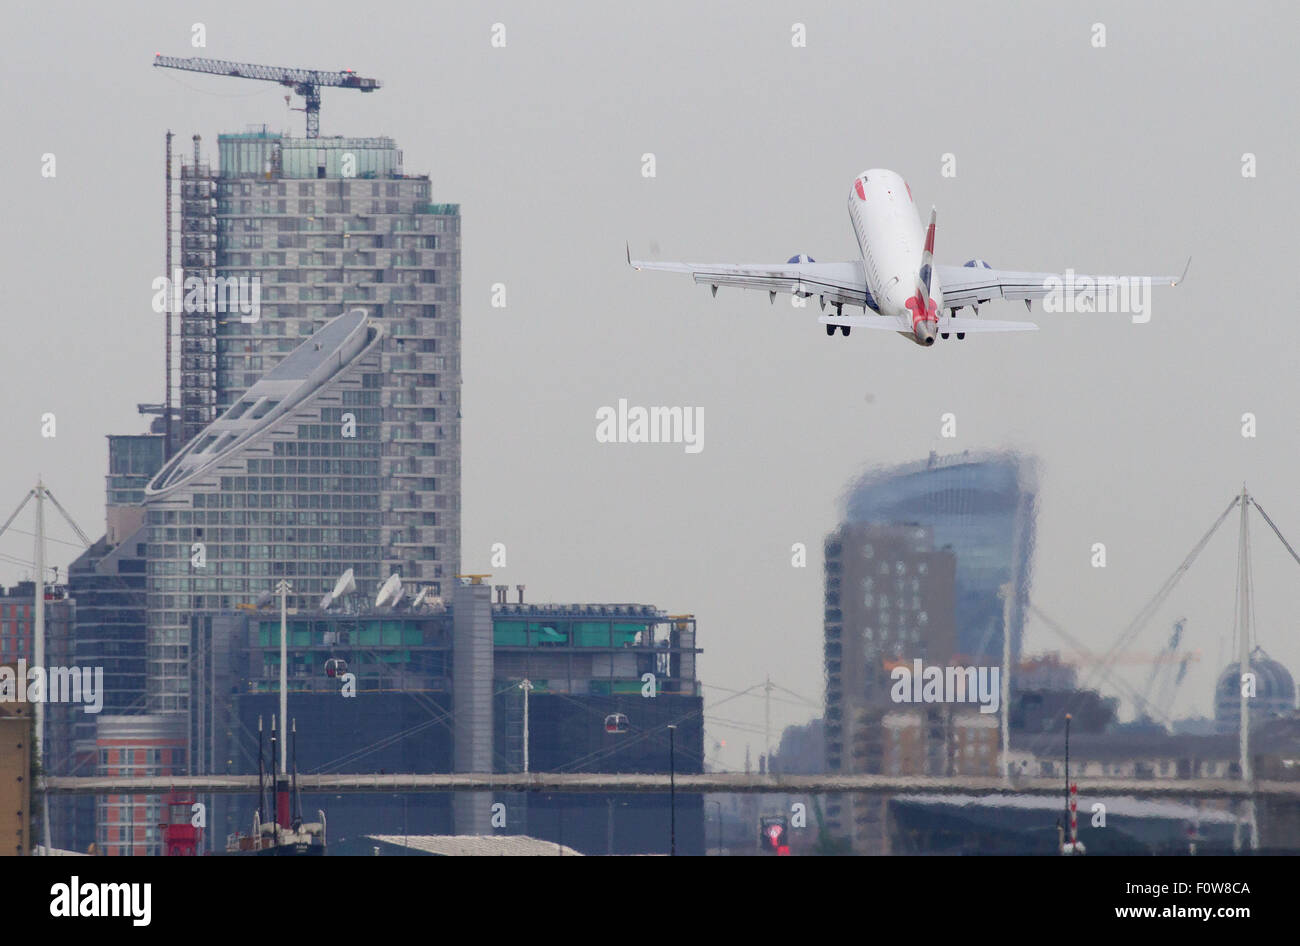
[
  {"left": 320, "top": 567, "right": 356, "bottom": 611},
  {"left": 375, "top": 572, "right": 403, "bottom": 610}
]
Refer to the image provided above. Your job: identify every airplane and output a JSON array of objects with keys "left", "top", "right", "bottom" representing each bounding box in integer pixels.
[{"left": 628, "top": 168, "right": 1187, "bottom": 347}]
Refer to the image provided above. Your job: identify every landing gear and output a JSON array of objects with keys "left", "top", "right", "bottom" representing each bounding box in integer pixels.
[
  {"left": 841, "top": 325, "right": 851, "bottom": 337},
  {"left": 826, "top": 302, "right": 849, "bottom": 337}
]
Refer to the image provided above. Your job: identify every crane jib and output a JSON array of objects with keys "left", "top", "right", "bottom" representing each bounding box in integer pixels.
[{"left": 152, "top": 55, "right": 381, "bottom": 138}]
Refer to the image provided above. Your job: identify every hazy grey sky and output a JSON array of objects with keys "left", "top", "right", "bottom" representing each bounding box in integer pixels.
[{"left": 2, "top": 1, "right": 1297, "bottom": 769}]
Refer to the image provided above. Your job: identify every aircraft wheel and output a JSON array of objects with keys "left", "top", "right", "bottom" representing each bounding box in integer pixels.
[
  {"left": 941, "top": 332, "right": 950, "bottom": 340},
  {"left": 957, "top": 332, "right": 966, "bottom": 340},
  {"left": 841, "top": 326, "right": 851, "bottom": 337},
  {"left": 826, "top": 324, "right": 835, "bottom": 336}
]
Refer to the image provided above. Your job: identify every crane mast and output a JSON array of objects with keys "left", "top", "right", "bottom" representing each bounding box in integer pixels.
[{"left": 152, "top": 54, "right": 381, "bottom": 138}]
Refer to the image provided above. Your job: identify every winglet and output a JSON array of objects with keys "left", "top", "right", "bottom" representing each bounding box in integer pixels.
[
  {"left": 1172, "top": 255, "right": 1191, "bottom": 287},
  {"left": 626, "top": 241, "right": 632, "bottom": 267}
]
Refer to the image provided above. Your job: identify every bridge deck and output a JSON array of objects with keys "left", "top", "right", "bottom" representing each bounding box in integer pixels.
[{"left": 43, "top": 772, "right": 1299, "bottom": 799}]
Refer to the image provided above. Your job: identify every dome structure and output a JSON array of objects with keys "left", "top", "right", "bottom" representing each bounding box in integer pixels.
[{"left": 1214, "top": 646, "right": 1296, "bottom": 733}]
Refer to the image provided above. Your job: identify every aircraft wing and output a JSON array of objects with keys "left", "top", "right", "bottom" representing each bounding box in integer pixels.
[
  {"left": 629, "top": 248, "right": 868, "bottom": 309},
  {"left": 935, "top": 260, "right": 1188, "bottom": 309}
]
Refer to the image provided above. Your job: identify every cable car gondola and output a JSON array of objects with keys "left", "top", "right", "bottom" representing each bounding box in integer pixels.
[
  {"left": 604, "top": 713, "right": 629, "bottom": 734},
  {"left": 324, "top": 657, "right": 349, "bottom": 678}
]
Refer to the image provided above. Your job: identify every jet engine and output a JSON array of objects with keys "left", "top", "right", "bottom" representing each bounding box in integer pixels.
[{"left": 963, "top": 259, "right": 993, "bottom": 306}]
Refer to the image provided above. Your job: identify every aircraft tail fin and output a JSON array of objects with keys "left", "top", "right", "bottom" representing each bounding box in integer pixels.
[{"left": 919, "top": 206, "right": 937, "bottom": 298}]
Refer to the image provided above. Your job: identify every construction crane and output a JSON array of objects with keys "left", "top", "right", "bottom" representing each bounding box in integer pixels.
[
  {"left": 152, "top": 55, "right": 381, "bottom": 138},
  {"left": 1139, "top": 619, "right": 1196, "bottom": 724}
]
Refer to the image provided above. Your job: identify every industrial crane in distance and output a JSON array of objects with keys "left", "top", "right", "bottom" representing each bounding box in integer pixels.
[{"left": 152, "top": 54, "right": 381, "bottom": 138}]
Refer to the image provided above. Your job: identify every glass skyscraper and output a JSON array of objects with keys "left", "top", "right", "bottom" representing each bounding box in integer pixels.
[
  {"left": 841, "top": 450, "right": 1037, "bottom": 665},
  {"left": 143, "top": 311, "right": 386, "bottom": 712},
  {"left": 178, "top": 130, "right": 460, "bottom": 596},
  {"left": 151, "top": 128, "right": 462, "bottom": 714}
]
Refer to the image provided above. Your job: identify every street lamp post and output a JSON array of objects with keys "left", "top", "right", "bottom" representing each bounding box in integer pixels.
[
  {"left": 1064, "top": 713, "right": 1071, "bottom": 826},
  {"left": 519, "top": 679, "right": 533, "bottom": 773},
  {"left": 668, "top": 724, "right": 677, "bottom": 856},
  {"left": 277, "top": 579, "right": 291, "bottom": 776}
]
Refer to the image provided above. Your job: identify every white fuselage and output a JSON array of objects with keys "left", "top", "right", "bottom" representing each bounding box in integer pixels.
[{"left": 847, "top": 169, "right": 943, "bottom": 343}]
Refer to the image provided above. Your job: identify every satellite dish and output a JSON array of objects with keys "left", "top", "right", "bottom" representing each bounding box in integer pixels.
[
  {"left": 411, "top": 587, "right": 429, "bottom": 610},
  {"left": 375, "top": 572, "right": 403, "bottom": 609},
  {"left": 254, "top": 589, "right": 273, "bottom": 609},
  {"left": 319, "top": 592, "right": 335, "bottom": 611},
  {"left": 331, "top": 568, "right": 357, "bottom": 600}
]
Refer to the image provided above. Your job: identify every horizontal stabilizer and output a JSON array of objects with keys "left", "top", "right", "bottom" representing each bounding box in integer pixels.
[
  {"left": 817, "top": 315, "right": 906, "bottom": 331},
  {"left": 939, "top": 318, "right": 1038, "bottom": 333}
]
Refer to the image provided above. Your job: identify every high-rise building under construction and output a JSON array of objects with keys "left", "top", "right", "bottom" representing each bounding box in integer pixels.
[{"left": 148, "top": 131, "right": 461, "bottom": 713}]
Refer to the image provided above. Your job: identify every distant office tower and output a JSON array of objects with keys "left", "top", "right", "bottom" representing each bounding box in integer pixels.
[
  {"left": 842, "top": 450, "right": 1037, "bottom": 665},
  {"left": 143, "top": 311, "right": 385, "bottom": 712},
  {"left": 103, "top": 435, "right": 166, "bottom": 545},
  {"left": 176, "top": 130, "right": 460, "bottom": 588},
  {"left": 825, "top": 455, "right": 1033, "bottom": 855},
  {"left": 61, "top": 433, "right": 164, "bottom": 851},
  {"left": 823, "top": 523, "right": 969, "bottom": 852},
  {"left": 66, "top": 535, "right": 151, "bottom": 852},
  {"left": 70, "top": 435, "right": 163, "bottom": 716},
  {"left": 0, "top": 584, "right": 75, "bottom": 770},
  {"left": 823, "top": 522, "right": 958, "bottom": 767},
  {"left": 2, "top": 583, "right": 78, "bottom": 849},
  {"left": 69, "top": 534, "right": 150, "bottom": 724}
]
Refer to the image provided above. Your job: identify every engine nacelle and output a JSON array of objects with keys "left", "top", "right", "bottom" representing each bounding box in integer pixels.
[{"left": 964, "top": 259, "right": 992, "bottom": 305}]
